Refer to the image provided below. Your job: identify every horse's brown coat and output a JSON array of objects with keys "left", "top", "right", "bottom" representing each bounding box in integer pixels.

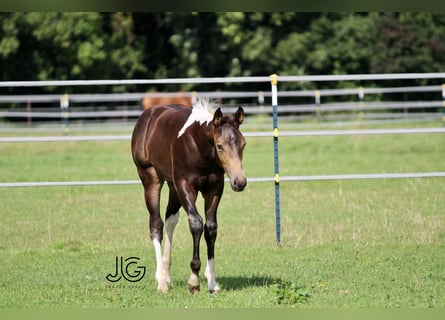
[
  {"left": 131, "top": 102, "right": 246, "bottom": 293},
  {"left": 141, "top": 93, "right": 192, "bottom": 110}
]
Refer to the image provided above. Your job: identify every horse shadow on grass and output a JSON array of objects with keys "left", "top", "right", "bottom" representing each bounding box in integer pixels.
[
  {"left": 170, "top": 275, "right": 282, "bottom": 291},
  {"left": 216, "top": 275, "right": 283, "bottom": 291}
]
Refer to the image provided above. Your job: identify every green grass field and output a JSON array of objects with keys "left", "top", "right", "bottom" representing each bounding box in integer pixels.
[{"left": 0, "top": 121, "right": 444, "bottom": 308}]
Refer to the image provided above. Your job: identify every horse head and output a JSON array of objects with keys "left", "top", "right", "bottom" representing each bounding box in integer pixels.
[{"left": 212, "top": 107, "right": 247, "bottom": 192}]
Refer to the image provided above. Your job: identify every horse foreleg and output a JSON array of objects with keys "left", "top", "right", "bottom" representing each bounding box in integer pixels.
[
  {"left": 176, "top": 179, "right": 202, "bottom": 293},
  {"left": 204, "top": 217, "right": 219, "bottom": 293},
  {"left": 187, "top": 212, "right": 203, "bottom": 293},
  {"left": 204, "top": 258, "right": 219, "bottom": 293},
  {"left": 203, "top": 183, "right": 223, "bottom": 293}
]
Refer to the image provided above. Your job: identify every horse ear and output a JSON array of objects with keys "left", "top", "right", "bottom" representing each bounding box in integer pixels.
[
  {"left": 213, "top": 108, "right": 223, "bottom": 127},
  {"left": 235, "top": 106, "right": 244, "bottom": 125}
]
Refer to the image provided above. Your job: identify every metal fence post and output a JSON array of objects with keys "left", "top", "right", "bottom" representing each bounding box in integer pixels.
[
  {"left": 442, "top": 84, "right": 445, "bottom": 127},
  {"left": 26, "top": 100, "right": 32, "bottom": 126},
  {"left": 60, "top": 94, "right": 69, "bottom": 135},
  {"left": 270, "top": 74, "right": 281, "bottom": 245},
  {"left": 315, "top": 89, "right": 321, "bottom": 121}
]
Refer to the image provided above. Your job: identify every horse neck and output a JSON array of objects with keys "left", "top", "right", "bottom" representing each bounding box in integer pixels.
[{"left": 187, "top": 123, "right": 218, "bottom": 164}]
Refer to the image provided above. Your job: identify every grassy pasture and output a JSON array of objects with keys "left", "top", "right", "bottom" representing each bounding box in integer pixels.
[{"left": 0, "top": 123, "right": 444, "bottom": 308}]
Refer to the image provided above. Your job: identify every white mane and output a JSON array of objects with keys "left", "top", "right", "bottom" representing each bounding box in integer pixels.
[{"left": 177, "top": 97, "right": 217, "bottom": 138}]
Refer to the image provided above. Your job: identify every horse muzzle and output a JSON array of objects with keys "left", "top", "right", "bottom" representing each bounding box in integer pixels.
[{"left": 230, "top": 176, "right": 247, "bottom": 192}]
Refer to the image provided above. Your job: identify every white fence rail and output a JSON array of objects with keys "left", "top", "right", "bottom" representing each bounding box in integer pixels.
[
  {"left": 0, "top": 85, "right": 444, "bottom": 104},
  {"left": 1, "top": 127, "right": 444, "bottom": 188},
  {"left": 0, "top": 100, "right": 443, "bottom": 119},
  {"left": 2, "top": 172, "right": 445, "bottom": 189},
  {"left": 1, "top": 127, "right": 445, "bottom": 143},
  {"left": 1, "top": 73, "right": 445, "bottom": 189},
  {"left": 1, "top": 73, "right": 445, "bottom": 87},
  {"left": 1, "top": 74, "right": 444, "bottom": 127}
]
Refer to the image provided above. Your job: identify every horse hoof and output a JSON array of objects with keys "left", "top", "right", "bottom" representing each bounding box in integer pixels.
[
  {"left": 209, "top": 285, "right": 220, "bottom": 294},
  {"left": 188, "top": 285, "right": 200, "bottom": 294},
  {"left": 157, "top": 284, "right": 169, "bottom": 294}
]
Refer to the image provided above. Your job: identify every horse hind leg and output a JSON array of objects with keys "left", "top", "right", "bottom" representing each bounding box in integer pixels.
[
  {"left": 137, "top": 166, "right": 168, "bottom": 293},
  {"left": 162, "top": 183, "right": 181, "bottom": 285}
]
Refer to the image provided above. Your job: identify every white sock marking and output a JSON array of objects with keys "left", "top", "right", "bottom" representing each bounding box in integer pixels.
[
  {"left": 152, "top": 239, "right": 167, "bottom": 293},
  {"left": 163, "top": 213, "right": 179, "bottom": 283},
  {"left": 205, "top": 258, "right": 220, "bottom": 292}
]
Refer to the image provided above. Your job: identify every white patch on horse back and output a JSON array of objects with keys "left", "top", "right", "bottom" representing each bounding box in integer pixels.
[{"left": 177, "top": 98, "right": 216, "bottom": 138}]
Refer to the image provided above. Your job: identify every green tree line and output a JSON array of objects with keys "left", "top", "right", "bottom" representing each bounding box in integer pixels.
[{"left": 1, "top": 12, "right": 445, "bottom": 94}]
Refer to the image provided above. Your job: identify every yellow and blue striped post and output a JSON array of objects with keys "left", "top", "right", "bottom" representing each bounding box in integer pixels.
[{"left": 270, "top": 74, "right": 281, "bottom": 245}]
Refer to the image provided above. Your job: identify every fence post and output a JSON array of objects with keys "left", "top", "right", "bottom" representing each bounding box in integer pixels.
[
  {"left": 442, "top": 84, "right": 445, "bottom": 127},
  {"left": 60, "top": 94, "right": 69, "bottom": 135},
  {"left": 315, "top": 90, "right": 321, "bottom": 121},
  {"left": 270, "top": 74, "right": 281, "bottom": 245},
  {"left": 191, "top": 91, "right": 197, "bottom": 105},
  {"left": 26, "top": 100, "right": 32, "bottom": 126},
  {"left": 358, "top": 87, "right": 365, "bottom": 121},
  {"left": 258, "top": 90, "right": 264, "bottom": 109}
]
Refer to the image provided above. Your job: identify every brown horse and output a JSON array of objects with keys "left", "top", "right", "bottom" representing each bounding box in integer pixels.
[
  {"left": 141, "top": 92, "right": 192, "bottom": 110},
  {"left": 131, "top": 98, "right": 247, "bottom": 293}
]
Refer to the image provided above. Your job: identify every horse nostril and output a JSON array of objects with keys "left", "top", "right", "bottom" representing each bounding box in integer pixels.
[{"left": 233, "top": 178, "right": 247, "bottom": 191}]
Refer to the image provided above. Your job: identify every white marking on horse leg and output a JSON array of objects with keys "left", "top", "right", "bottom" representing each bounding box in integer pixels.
[
  {"left": 188, "top": 272, "right": 200, "bottom": 293},
  {"left": 162, "top": 213, "right": 179, "bottom": 284},
  {"left": 152, "top": 239, "right": 168, "bottom": 293},
  {"left": 205, "top": 258, "right": 220, "bottom": 293}
]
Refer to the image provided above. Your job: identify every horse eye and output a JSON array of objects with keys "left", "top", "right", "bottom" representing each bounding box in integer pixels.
[{"left": 216, "top": 144, "right": 224, "bottom": 151}]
